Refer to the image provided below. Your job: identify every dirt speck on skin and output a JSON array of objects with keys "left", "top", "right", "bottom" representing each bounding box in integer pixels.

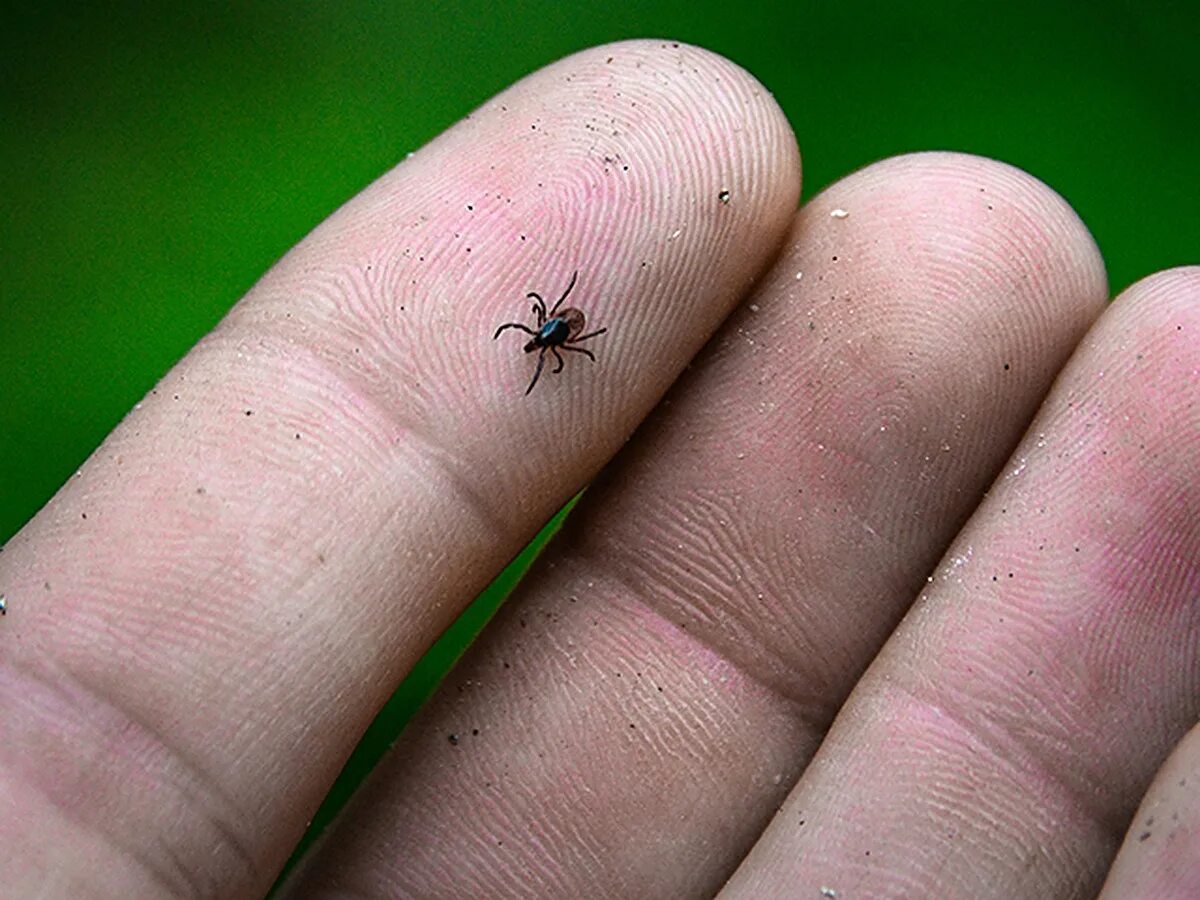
[
  {"left": 718, "top": 189, "right": 731, "bottom": 204},
  {"left": 0, "top": 594, "right": 6, "bottom": 615}
]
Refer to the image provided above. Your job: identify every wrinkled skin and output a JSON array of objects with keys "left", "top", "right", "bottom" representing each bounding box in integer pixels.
[{"left": 2, "top": 40, "right": 1197, "bottom": 900}]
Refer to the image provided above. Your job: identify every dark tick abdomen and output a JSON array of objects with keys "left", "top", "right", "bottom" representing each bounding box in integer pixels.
[{"left": 536, "top": 318, "right": 571, "bottom": 346}]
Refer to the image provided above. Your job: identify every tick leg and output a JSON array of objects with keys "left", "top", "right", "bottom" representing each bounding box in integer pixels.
[
  {"left": 526, "top": 292, "right": 547, "bottom": 325},
  {"left": 551, "top": 346, "right": 565, "bottom": 374},
  {"left": 561, "top": 344, "right": 596, "bottom": 362},
  {"left": 494, "top": 321, "right": 538, "bottom": 340},
  {"left": 525, "top": 348, "right": 548, "bottom": 395},
  {"left": 548, "top": 270, "right": 579, "bottom": 316},
  {"left": 568, "top": 327, "right": 607, "bottom": 344}
]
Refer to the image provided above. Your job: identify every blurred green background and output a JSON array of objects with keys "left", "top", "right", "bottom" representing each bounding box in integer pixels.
[{"left": 2, "top": 0, "right": 1196, "bottom": 878}]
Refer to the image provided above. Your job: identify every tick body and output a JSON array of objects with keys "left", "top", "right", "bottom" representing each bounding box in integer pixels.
[{"left": 493, "top": 270, "right": 608, "bottom": 395}]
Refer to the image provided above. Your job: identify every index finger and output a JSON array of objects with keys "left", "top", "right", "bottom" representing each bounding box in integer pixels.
[{"left": 0, "top": 40, "right": 799, "bottom": 897}]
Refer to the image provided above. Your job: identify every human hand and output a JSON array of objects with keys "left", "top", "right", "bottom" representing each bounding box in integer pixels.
[{"left": 2, "top": 40, "right": 1196, "bottom": 899}]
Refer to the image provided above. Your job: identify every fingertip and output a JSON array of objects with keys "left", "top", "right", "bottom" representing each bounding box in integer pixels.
[
  {"left": 1114, "top": 263, "right": 1200, "bottom": 313},
  {"left": 821, "top": 150, "right": 1108, "bottom": 309}
]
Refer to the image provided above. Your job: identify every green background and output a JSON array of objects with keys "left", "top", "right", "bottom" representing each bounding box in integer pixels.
[{"left": 2, "top": 0, "right": 1196, "bottom": 879}]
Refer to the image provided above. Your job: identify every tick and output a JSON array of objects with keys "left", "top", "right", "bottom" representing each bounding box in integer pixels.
[{"left": 493, "top": 270, "right": 608, "bottom": 395}]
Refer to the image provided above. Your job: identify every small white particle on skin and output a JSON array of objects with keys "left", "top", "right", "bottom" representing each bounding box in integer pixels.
[
  {"left": 668, "top": 228, "right": 682, "bottom": 240},
  {"left": 830, "top": 208, "right": 849, "bottom": 218},
  {"left": 794, "top": 271, "right": 804, "bottom": 281},
  {"left": 946, "top": 547, "right": 973, "bottom": 573},
  {"left": 820, "top": 889, "right": 839, "bottom": 898},
  {"left": 749, "top": 303, "right": 760, "bottom": 312}
]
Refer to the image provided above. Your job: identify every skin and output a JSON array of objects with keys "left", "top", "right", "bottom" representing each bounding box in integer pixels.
[{"left": 0, "top": 39, "right": 1196, "bottom": 899}]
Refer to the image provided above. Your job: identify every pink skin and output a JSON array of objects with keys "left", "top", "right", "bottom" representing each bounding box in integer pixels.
[
  {"left": 3, "top": 37, "right": 1199, "bottom": 900},
  {"left": 720, "top": 269, "right": 1200, "bottom": 898},
  {"left": 1102, "top": 718, "right": 1200, "bottom": 898},
  {"left": 0, "top": 41, "right": 799, "bottom": 897},
  {"left": 282, "top": 154, "right": 1129, "bottom": 898}
]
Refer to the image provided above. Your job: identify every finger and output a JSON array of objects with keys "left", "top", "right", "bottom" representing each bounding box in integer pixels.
[
  {"left": 722, "top": 268, "right": 1200, "bottom": 898},
  {"left": 1100, "top": 719, "right": 1200, "bottom": 898},
  {"left": 281, "top": 153, "right": 1107, "bottom": 898},
  {"left": 0, "top": 40, "right": 799, "bottom": 897}
]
